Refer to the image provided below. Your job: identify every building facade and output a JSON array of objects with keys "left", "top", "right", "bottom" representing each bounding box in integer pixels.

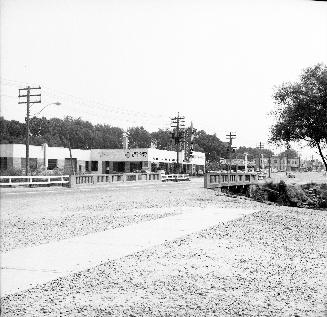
[{"left": 0, "top": 143, "right": 205, "bottom": 175}]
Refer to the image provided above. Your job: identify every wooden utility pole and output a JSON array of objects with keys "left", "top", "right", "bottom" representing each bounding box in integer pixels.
[
  {"left": 170, "top": 113, "right": 185, "bottom": 173},
  {"left": 226, "top": 132, "right": 236, "bottom": 173},
  {"left": 19, "top": 86, "right": 41, "bottom": 175},
  {"left": 68, "top": 140, "right": 75, "bottom": 175},
  {"left": 286, "top": 142, "right": 290, "bottom": 174},
  {"left": 257, "top": 141, "right": 264, "bottom": 171}
]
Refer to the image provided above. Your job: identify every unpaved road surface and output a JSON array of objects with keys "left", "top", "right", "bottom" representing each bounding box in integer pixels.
[{"left": 1, "top": 179, "right": 327, "bottom": 316}]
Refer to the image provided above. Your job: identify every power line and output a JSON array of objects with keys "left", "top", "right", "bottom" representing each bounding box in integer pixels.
[
  {"left": 1, "top": 90, "right": 171, "bottom": 131},
  {"left": 1, "top": 78, "right": 169, "bottom": 122}
]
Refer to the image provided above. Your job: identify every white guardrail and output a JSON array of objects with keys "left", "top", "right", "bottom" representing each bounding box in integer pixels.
[
  {"left": 161, "top": 174, "right": 190, "bottom": 182},
  {"left": 0, "top": 173, "right": 190, "bottom": 187},
  {"left": 0, "top": 175, "right": 70, "bottom": 186}
]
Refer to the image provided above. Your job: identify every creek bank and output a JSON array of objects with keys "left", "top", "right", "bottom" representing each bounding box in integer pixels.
[{"left": 224, "top": 181, "right": 327, "bottom": 209}]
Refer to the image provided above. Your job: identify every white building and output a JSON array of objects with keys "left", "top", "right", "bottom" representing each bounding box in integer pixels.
[{"left": 0, "top": 143, "right": 205, "bottom": 174}]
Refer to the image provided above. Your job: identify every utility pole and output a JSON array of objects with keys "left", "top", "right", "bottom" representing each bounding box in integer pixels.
[
  {"left": 226, "top": 132, "right": 236, "bottom": 173},
  {"left": 257, "top": 142, "right": 264, "bottom": 171},
  {"left": 286, "top": 142, "right": 290, "bottom": 175},
  {"left": 170, "top": 113, "right": 185, "bottom": 174},
  {"left": 19, "top": 86, "right": 41, "bottom": 176}
]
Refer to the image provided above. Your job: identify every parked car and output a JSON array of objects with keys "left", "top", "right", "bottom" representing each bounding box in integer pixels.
[
  {"left": 287, "top": 172, "right": 296, "bottom": 178},
  {"left": 197, "top": 170, "right": 204, "bottom": 176}
]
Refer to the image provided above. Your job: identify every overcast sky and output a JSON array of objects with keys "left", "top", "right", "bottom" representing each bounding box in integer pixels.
[{"left": 1, "top": 0, "right": 327, "bottom": 159}]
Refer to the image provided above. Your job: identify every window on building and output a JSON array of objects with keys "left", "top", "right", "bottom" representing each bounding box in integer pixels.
[
  {"left": 113, "top": 161, "right": 125, "bottom": 172},
  {"left": 0, "top": 157, "right": 7, "bottom": 170},
  {"left": 85, "top": 161, "right": 90, "bottom": 172},
  {"left": 91, "top": 161, "right": 98, "bottom": 171},
  {"left": 48, "top": 159, "right": 58, "bottom": 170},
  {"left": 130, "top": 162, "right": 142, "bottom": 172}
]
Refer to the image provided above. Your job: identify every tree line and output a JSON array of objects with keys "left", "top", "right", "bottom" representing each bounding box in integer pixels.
[{"left": 0, "top": 115, "right": 285, "bottom": 163}]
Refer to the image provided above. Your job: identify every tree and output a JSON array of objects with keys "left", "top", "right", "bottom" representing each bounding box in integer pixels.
[
  {"left": 127, "top": 126, "right": 151, "bottom": 148},
  {"left": 93, "top": 124, "right": 123, "bottom": 149},
  {"left": 150, "top": 129, "right": 172, "bottom": 150},
  {"left": 270, "top": 64, "right": 327, "bottom": 171},
  {"left": 194, "top": 130, "right": 228, "bottom": 163},
  {"left": 235, "top": 146, "right": 274, "bottom": 160},
  {"left": 278, "top": 148, "right": 298, "bottom": 159}
]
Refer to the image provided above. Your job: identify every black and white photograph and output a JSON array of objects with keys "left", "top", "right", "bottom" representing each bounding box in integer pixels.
[{"left": 0, "top": 0, "right": 327, "bottom": 316}]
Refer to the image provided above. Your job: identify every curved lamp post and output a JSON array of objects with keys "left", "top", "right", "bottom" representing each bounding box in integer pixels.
[
  {"left": 25, "top": 102, "right": 61, "bottom": 175},
  {"left": 32, "top": 102, "right": 61, "bottom": 117}
]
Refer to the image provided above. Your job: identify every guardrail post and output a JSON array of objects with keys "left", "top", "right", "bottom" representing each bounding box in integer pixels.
[
  {"left": 69, "top": 175, "right": 76, "bottom": 188},
  {"left": 204, "top": 173, "right": 208, "bottom": 188}
]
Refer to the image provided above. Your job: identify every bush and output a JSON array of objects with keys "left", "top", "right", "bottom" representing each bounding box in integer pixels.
[
  {"left": 300, "top": 183, "right": 327, "bottom": 209},
  {"left": 0, "top": 168, "right": 23, "bottom": 176},
  {"left": 247, "top": 180, "right": 313, "bottom": 207},
  {"left": 30, "top": 167, "right": 65, "bottom": 176},
  {"left": 247, "top": 184, "right": 267, "bottom": 202}
]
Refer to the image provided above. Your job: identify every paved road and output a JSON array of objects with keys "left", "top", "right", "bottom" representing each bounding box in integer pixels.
[
  {"left": 0, "top": 177, "right": 204, "bottom": 200},
  {"left": 1, "top": 177, "right": 212, "bottom": 252},
  {"left": 1, "top": 206, "right": 255, "bottom": 297}
]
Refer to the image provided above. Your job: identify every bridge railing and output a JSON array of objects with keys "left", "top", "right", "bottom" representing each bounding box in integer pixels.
[
  {"left": 0, "top": 175, "right": 70, "bottom": 187},
  {"left": 71, "top": 172, "right": 162, "bottom": 187},
  {"left": 161, "top": 174, "right": 190, "bottom": 182},
  {"left": 204, "top": 172, "right": 258, "bottom": 189}
]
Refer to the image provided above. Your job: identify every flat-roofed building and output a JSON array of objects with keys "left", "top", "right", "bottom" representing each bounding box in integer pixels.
[{"left": 0, "top": 143, "right": 205, "bottom": 175}]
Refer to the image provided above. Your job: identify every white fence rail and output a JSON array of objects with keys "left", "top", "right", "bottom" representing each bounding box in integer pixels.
[
  {"left": 71, "top": 172, "right": 162, "bottom": 187},
  {"left": 0, "top": 173, "right": 191, "bottom": 188},
  {"left": 0, "top": 175, "right": 70, "bottom": 186},
  {"left": 161, "top": 174, "right": 190, "bottom": 182}
]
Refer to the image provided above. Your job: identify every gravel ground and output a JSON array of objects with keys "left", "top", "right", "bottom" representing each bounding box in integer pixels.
[
  {"left": 1, "top": 191, "right": 327, "bottom": 316},
  {"left": 0, "top": 185, "right": 263, "bottom": 252}
]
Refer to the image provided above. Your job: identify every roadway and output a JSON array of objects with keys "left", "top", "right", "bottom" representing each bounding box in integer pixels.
[
  {"left": 1, "top": 177, "right": 209, "bottom": 253},
  {"left": 0, "top": 177, "right": 204, "bottom": 200}
]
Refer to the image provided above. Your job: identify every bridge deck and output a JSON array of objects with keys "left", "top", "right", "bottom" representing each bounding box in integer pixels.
[{"left": 204, "top": 172, "right": 258, "bottom": 189}]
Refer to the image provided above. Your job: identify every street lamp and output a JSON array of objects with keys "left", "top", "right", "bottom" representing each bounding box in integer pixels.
[
  {"left": 25, "top": 102, "right": 61, "bottom": 175},
  {"left": 32, "top": 102, "right": 61, "bottom": 117}
]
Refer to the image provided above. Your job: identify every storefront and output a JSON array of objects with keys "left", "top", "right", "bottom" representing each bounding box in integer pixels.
[{"left": 0, "top": 144, "right": 205, "bottom": 175}]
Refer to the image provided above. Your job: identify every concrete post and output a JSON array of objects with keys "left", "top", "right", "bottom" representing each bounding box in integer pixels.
[
  {"left": 204, "top": 173, "right": 209, "bottom": 188},
  {"left": 43, "top": 143, "right": 48, "bottom": 169},
  {"left": 69, "top": 175, "right": 76, "bottom": 188}
]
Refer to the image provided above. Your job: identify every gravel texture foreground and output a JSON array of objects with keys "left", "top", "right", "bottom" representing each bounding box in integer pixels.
[
  {"left": 0, "top": 184, "right": 263, "bottom": 252},
  {"left": 1, "top": 196, "right": 327, "bottom": 316}
]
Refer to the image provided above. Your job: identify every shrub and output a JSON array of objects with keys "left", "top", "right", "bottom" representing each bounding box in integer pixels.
[
  {"left": 30, "top": 167, "right": 65, "bottom": 176},
  {"left": 247, "top": 184, "right": 267, "bottom": 202},
  {"left": 0, "top": 168, "right": 23, "bottom": 176}
]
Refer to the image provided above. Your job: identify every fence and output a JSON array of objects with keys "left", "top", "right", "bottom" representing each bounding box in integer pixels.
[
  {"left": 161, "top": 174, "right": 190, "bottom": 182},
  {"left": 70, "top": 172, "right": 162, "bottom": 187},
  {"left": 0, "top": 175, "right": 70, "bottom": 187},
  {"left": 204, "top": 172, "right": 258, "bottom": 189},
  {"left": 0, "top": 172, "right": 190, "bottom": 188}
]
